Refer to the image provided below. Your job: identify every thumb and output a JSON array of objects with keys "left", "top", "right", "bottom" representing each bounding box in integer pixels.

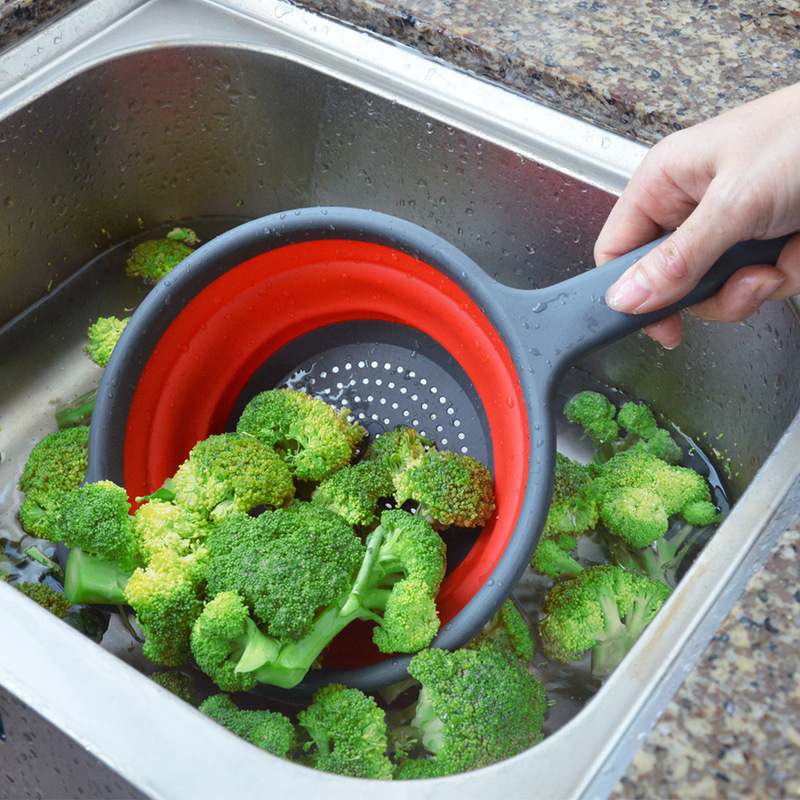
[{"left": 605, "top": 196, "right": 746, "bottom": 314}]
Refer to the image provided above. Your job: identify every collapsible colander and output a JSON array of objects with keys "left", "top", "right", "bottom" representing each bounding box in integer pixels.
[{"left": 87, "top": 207, "right": 786, "bottom": 695}]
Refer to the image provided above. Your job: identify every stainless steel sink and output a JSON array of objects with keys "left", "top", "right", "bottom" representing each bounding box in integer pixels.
[{"left": 1, "top": 1, "right": 799, "bottom": 798}]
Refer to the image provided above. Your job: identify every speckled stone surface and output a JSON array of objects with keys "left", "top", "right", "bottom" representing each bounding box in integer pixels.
[
  {"left": 291, "top": 0, "right": 800, "bottom": 143},
  {"left": 1, "top": 1, "right": 799, "bottom": 797},
  {"left": 612, "top": 519, "right": 800, "bottom": 799},
  {"left": 0, "top": 0, "right": 85, "bottom": 47}
]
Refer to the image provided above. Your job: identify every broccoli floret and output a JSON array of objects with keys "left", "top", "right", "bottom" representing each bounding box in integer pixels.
[
  {"left": 531, "top": 536, "right": 584, "bottom": 579},
  {"left": 44, "top": 480, "right": 142, "bottom": 606},
  {"left": 124, "top": 546, "right": 208, "bottom": 666},
  {"left": 165, "top": 227, "right": 200, "bottom": 246},
  {"left": 205, "top": 505, "right": 365, "bottom": 644},
  {"left": 167, "top": 432, "right": 295, "bottom": 521},
  {"left": 310, "top": 458, "right": 394, "bottom": 527},
  {"left": 200, "top": 694, "right": 295, "bottom": 758},
  {"left": 615, "top": 401, "right": 683, "bottom": 464},
  {"left": 343, "top": 509, "right": 447, "bottom": 655},
  {"left": 396, "top": 637, "right": 546, "bottom": 778},
  {"left": 539, "top": 564, "right": 671, "bottom": 678},
  {"left": 363, "top": 426, "right": 495, "bottom": 529},
  {"left": 563, "top": 391, "right": 619, "bottom": 446},
  {"left": 190, "top": 591, "right": 279, "bottom": 693},
  {"left": 18, "top": 426, "right": 89, "bottom": 537},
  {"left": 132, "top": 499, "right": 208, "bottom": 562},
  {"left": 362, "top": 425, "right": 433, "bottom": 471},
  {"left": 599, "top": 485, "right": 670, "bottom": 548},
  {"left": 193, "top": 509, "right": 445, "bottom": 691},
  {"left": 392, "top": 449, "right": 495, "bottom": 529},
  {"left": 236, "top": 389, "right": 366, "bottom": 483},
  {"left": 45, "top": 480, "right": 140, "bottom": 605},
  {"left": 543, "top": 453, "right": 601, "bottom": 537},
  {"left": 14, "top": 582, "right": 71, "bottom": 618},
  {"left": 149, "top": 671, "right": 202, "bottom": 707},
  {"left": 478, "top": 597, "right": 535, "bottom": 663},
  {"left": 84, "top": 315, "right": 130, "bottom": 368},
  {"left": 126, "top": 236, "right": 195, "bottom": 283},
  {"left": 564, "top": 393, "right": 683, "bottom": 465},
  {"left": 51, "top": 480, "right": 138, "bottom": 568},
  {"left": 297, "top": 684, "right": 393, "bottom": 779},
  {"left": 531, "top": 453, "right": 599, "bottom": 577},
  {"left": 592, "top": 450, "right": 719, "bottom": 547}
]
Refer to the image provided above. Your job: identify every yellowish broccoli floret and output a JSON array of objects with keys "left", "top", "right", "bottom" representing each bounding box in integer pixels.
[{"left": 236, "top": 388, "right": 366, "bottom": 483}]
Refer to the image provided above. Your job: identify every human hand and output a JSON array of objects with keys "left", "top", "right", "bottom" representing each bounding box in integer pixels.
[{"left": 595, "top": 82, "right": 800, "bottom": 348}]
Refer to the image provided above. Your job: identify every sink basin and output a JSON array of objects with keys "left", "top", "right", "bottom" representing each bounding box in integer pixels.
[{"left": 1, "top": 1, "right": 799, "bottom": 797}]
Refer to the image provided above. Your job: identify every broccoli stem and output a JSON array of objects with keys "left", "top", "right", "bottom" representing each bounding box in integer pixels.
[
  {"left": 606, "top": 522, "right": 704, "bottom": 588},
  {"left": 339, "top": 523, "right": 389, "bottom": 617},
  {"left": 64, "top": 547, "right": 132, "bottom": 605},
  {"left": 591, "top": 591, "right": 663, "bottom": 678},
  {"left": 247, "top": 599, "right": 376, "bottom": 689},
  {"left": 55, "top": 388, "right": 97, "bottom": 429},
  {"left": 591, "top": 594, "right": 629, "bottom": 679},
  {"left": 235, "top": 617, "right": 282, "bottom": 671}
]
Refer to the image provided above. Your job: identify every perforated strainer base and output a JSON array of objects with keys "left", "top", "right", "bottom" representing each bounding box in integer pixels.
[{"left": 230, "top": 320, "right": 492, "bottom": 468}]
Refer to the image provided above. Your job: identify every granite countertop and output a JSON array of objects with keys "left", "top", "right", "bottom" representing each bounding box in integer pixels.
[{"left": 1, "top": 1, "right": 799, "bottom": 797}]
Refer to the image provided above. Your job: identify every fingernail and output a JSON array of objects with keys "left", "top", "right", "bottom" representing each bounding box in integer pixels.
[
  {"left": 752, "top": 275, "right": 786, "bottom": 304},
  {"left": 606, "top": 268, "right": 652, "bottom": 313}
]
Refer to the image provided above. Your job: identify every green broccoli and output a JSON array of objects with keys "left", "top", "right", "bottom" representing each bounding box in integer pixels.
[
  {"left": 392, "top": 449, "right": 495, "bottom": 529},
  {"left": 125, "top": 235, "right": 195, "bottom": 283},
  {"left": 297, "top": 684, "right": 394, "bottom": 779},
  {"left": 132, "top": 499, "right": 208, "bottom": 563},
  {"left": 615, "top": 401, "right": 683, "bottom": 464},
  {"left": 563, "top": 390, "right": 619, "bottom": 446},
  {"left": 564, "top": 392, "right": 683, "bottom": 465},
  {"left": 310, "top": 458, "right": 394, "bottom": 527},
  {"left": 362, "top": 425, "right": 432, "bottom": 471},
  {"left": 396, "top": 636, "right": 546, "bottom": 778},
  {"left": 84, "top": 315, "right": 130, "bottom": 368},
  {"left": 204, "top": 505, "right": 365, "bottom": 644},
  {"left": 342, "top": 508, "right": 446, "bottom": 656},
  {"left": 199, "top": 694, "right": 295, "bottom": 758},
  {"left": 14, "top": 582, "right": 72, "bottom": 618},
  {"left": 149, "top": 671, "right": 202, "bottom": 707},
  {"left": 191, "top": 509, "right": 446, "bottom": 690},
  {"left": 45, "top": 480, "right": 142, "bottom": 605},
  {"left": 236, "top": 388, "right": 366, "bottom": 483},
  {"left": 592, "top": 450, "right": 719, "bottom": 547},
  {"left": 363, "top": 425, "right": 495, "bottom": 529},
  {"left": 166, "top": 227, "right": 200, "bottom": 246},
  {"left": 18, "top": 426, "right": 90, "bottom": 537},
  {"left": 164, "top": 432, "right": 295, "bottom": 521},
  {"left": 124, "top": 496, "right": 212, "bottom": 666},
  {"left": 478, "top": 597, "right": 535, "bottom": 663},
  {"left": 539, "top": 564, "right": 672, "bottom": 678},
  {"left": 50, "top": 481, "right": 138, "bottom": 568},
  {"left": 531, "top": 453, "right": 599, "bottom": 577},
  {"left": 124, "top": 546, "right": 209, "bottom": 666},
  {"left": 190, "top": 590, "right": 278, "bottom": 693}
]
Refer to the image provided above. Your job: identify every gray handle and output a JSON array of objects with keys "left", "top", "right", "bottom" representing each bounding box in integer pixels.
[{"left": 506, "top": 234, "right": 790, "bottom": 375}]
